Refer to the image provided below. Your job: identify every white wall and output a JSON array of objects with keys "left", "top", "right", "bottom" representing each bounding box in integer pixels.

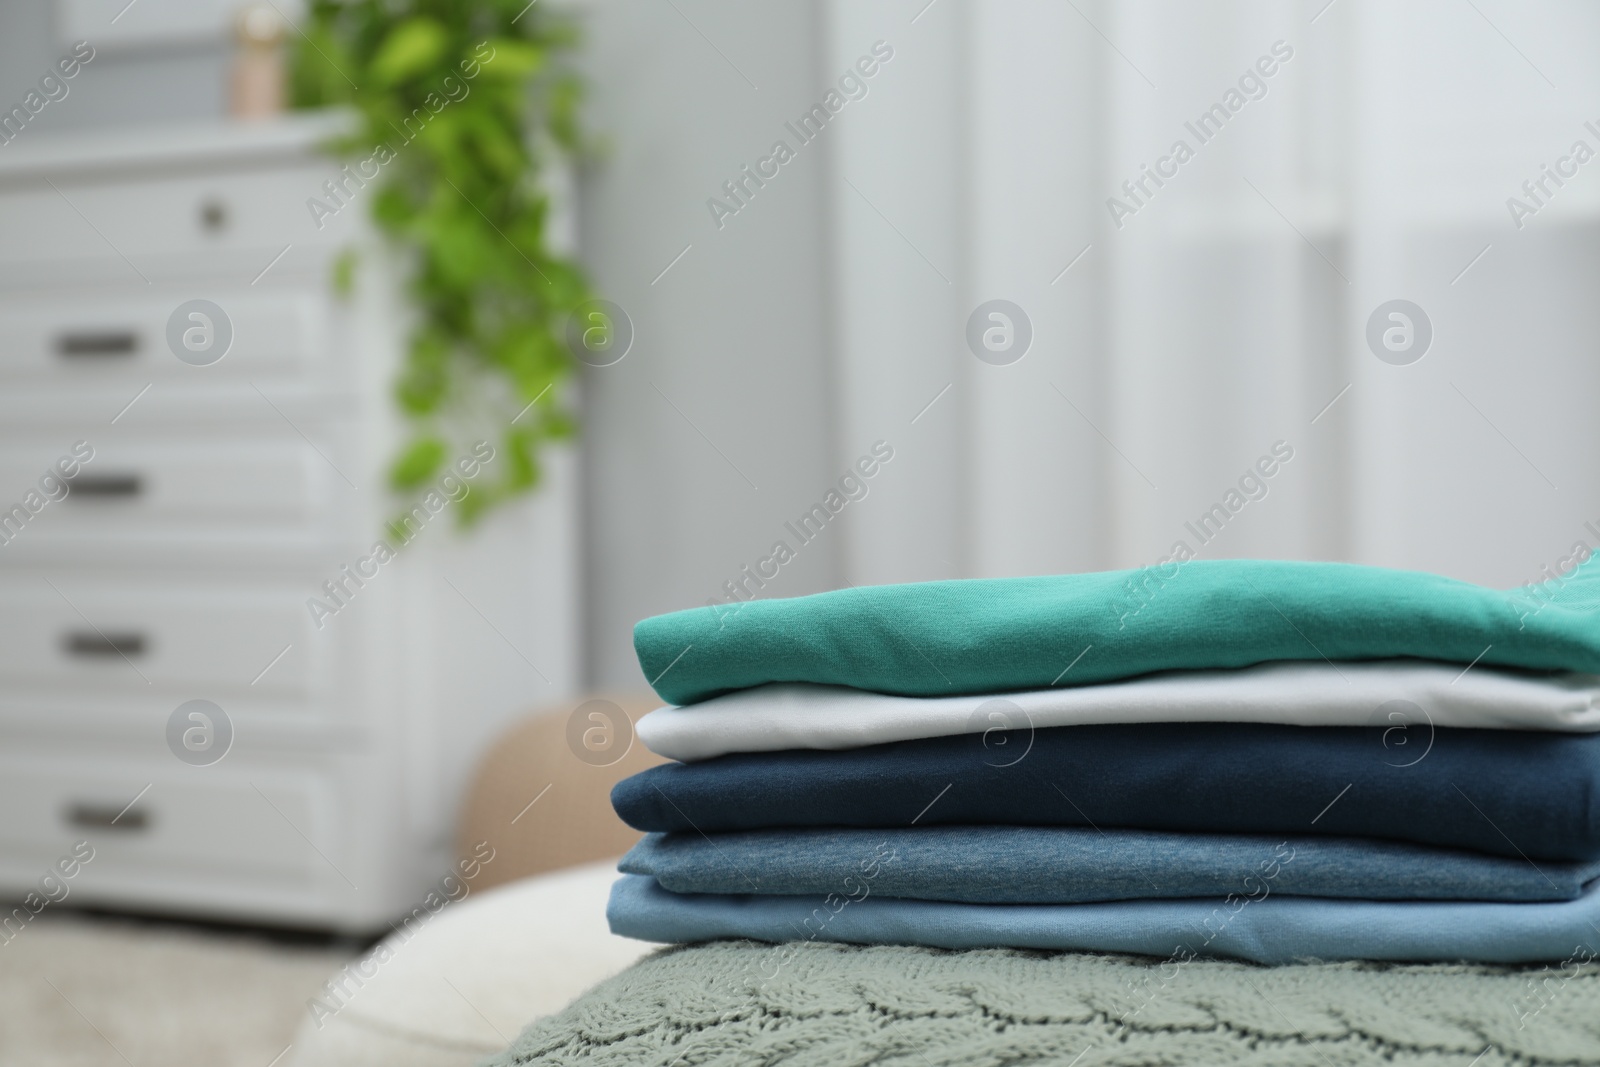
[
  {"left": 575, "top": 0, "right": 842, "bottom": 687},
  {"left": 0, "top": 4, "right": 229, "bottom": 130}
]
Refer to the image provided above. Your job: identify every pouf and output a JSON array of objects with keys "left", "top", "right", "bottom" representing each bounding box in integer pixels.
[{"left": 287, "top": 860, "right": 650, "bottom": 1067}]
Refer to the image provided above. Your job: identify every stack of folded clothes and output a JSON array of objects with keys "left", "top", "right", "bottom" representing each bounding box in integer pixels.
[{"left": 606, "top": 558, "right": 1600, "bottom": 964}]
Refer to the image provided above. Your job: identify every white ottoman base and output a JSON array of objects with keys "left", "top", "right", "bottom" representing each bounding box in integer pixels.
[{"left": 289, "top": 860, "right": 650, "bottom": 1067}]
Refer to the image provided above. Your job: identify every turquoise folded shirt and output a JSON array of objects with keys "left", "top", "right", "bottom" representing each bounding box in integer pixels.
[{"left": 636, "top": 558, "right": 1600, "bottom": 704}]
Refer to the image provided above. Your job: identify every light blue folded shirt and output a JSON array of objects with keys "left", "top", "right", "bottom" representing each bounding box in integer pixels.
[
  {"left": 621, "top": 827, "right": 1600, "bottom": 903},
  {"left": 608, "top": 874, "right": 1600, "bottom": 965}
]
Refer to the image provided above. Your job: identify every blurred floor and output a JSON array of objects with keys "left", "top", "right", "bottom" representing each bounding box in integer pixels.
[{"left": 0, "top": 910, "right": 354, "bottom": 1067}]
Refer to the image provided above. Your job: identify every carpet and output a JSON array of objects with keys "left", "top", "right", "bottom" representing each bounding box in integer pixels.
[{"left": 0, "top": 910, "right": 354, "bottom": 1067}]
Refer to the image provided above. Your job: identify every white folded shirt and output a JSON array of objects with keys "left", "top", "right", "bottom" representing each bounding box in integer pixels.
[{"left": 636, "top": 659, "right": 1600, "bottom": 762}]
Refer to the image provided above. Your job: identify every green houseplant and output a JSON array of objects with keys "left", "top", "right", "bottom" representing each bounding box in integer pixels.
[{"left": 290, "top": 0, "right": 588, "bottom": 529}]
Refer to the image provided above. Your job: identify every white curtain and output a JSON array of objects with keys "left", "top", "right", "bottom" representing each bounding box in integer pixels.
[{"left": 823, "top": 0, "right": 1600, "bottom": 593}]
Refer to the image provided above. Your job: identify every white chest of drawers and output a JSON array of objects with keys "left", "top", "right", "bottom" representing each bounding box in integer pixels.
[{"left": 0, "top": 114, "right": 578, "bottom": 931}]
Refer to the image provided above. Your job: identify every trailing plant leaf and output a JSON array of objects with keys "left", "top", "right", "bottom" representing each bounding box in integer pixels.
[
  {"left": 370, "top": 18, "right": 448, "bottom": 85},
  {"left": 390, "top": 436, "right": 448, "bottom": 490},
  {"left": 290, "top": 0, "right": 588, "bottom": 533},
  {"left": 330, "top": 247, "right": 358, "bottom": 297}
]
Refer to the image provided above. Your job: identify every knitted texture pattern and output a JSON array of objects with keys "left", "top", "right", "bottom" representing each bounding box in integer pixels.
[{"left": 485, "top": 940, "right": 1600, "bottom": 1066}]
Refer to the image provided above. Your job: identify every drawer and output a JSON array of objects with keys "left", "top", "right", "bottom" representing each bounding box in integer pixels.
[
  {"left": 0, "top": 163, "right": 361, "bottom": 278},
  {"left": 0, "top": 686, "right": 351, "bottom": 744},
  {"left": 0, "top": 575, "right": 319, "bottom": 698},
  {"left": 0, "top": 755, "right": 336, "bottom": 892},
  {"left": 0, "top": 438, "right": 325, "bottom": 534},
  {"left": 0, "top": 288, "right": 328, "bottom": 385}
]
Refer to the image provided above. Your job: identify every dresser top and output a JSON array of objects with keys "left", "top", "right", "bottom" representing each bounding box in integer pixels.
[{"left": 0, "top": 110, "right": 358, "bottom": 185}]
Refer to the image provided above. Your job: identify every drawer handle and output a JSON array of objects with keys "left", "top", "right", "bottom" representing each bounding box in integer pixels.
[
  {"left": 65, "top": 473, "right": 142, "bottom": 499},
  {"left": 66, "top": 802, "right": 149, "bottom": 832},
  {"left": 63, "top": 631, "right": 146, "bottom": 658},
  {"left": 56, "top": 330, "right": 139, "bottom": 357}
]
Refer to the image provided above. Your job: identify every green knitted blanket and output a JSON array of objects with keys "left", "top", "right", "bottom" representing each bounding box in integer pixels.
[{"left": 487, "top": 940, "right": 1600, "bottom": 1066}]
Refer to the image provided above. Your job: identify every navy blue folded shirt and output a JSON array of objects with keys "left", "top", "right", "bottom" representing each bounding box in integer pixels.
[{"left": 611, "top": 722, "right": 1600, "bottom": 861}]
